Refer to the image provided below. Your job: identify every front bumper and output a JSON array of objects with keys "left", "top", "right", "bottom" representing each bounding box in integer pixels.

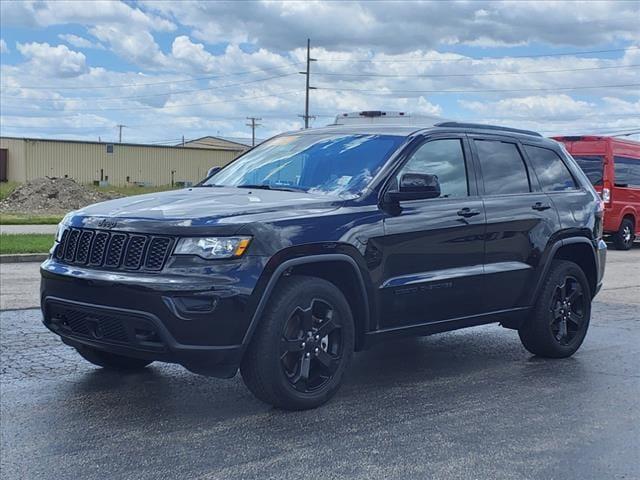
[{"left": 40, "top": 257, "right": 267, "bottom": 377}]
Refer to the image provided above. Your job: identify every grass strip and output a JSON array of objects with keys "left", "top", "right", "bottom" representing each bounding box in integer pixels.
[{"left": 0, "top": 233, "right": 54, "bottom": 254}]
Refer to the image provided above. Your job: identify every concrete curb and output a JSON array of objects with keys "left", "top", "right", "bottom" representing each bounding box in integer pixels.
[{"left": 0, "top": 253, "right": 48, "bottom": 264}]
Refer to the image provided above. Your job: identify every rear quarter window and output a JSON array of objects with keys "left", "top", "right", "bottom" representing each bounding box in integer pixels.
[{"left": 524, "top": 145, "right": 578, "bottom": 192}]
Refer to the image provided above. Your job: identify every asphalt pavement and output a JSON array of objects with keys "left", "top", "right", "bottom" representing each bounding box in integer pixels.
[
  {"left": 0, "top": 224, "right": 58, "bottom": 235},
  {"left": 1, "top": 248, "right": 638, "bottom": 480}
]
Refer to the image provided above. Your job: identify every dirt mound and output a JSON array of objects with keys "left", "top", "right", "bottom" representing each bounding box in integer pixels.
[{"left": 0, "top": 177, "right": 122, "bottom": 214}]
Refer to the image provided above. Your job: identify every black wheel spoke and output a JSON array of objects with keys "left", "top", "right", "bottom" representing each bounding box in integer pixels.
[
  {"left": 315, "top": 316, "right": 338, "bottom": 338},
  {"left": 567, "top": 312, "right": 582, "bottom": 326},
  {"left": 567, "top": 288, "right": 581, "bottom": 303},
  {"left": 316, "top": 350, "right": 340, "bottom": 374},
  {"left": 295, "top": 306, "right": 314, "bottom": 331},
  {"left": 281, "top": 337, "right": 304, "bottom": 353},
  {"left": 292, "top": 355, "right": 311, "bottom": 388}
]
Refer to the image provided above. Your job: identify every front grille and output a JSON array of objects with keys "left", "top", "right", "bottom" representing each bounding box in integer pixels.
[{"left": 54, "top": 227, "right": 173, "bottom": 272}]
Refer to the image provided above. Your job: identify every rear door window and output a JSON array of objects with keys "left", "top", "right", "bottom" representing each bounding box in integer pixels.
[
  {"left": 474, "top": 139, "right": 530, "bottom": 195},
  {"left": 524, "top": 145, "right": 578, "bottom": 192},
  {"left": 572, "top": 155, "right": 604, "bottom": 186},
  {"left": 614, "top": 157, "right": 640, "bottom": 187}
]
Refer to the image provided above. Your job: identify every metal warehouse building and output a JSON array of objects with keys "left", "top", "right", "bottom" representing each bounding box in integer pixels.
[{"left": 0, "top": 136, "right": 248, "bottom": 186}]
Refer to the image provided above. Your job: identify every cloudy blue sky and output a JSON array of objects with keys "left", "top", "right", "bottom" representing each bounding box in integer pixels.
[{"left": 0, "top": 0, "right": 639, "bottom": 144}]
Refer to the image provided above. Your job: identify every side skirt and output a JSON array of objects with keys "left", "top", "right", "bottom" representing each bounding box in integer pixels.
[{"left": 362, "top": 306, "right": 531, "bottom": 347}]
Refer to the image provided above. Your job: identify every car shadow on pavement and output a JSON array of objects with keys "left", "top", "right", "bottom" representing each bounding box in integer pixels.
[{"left": 58, "top": 324, "right": 590, "bottom": 428}]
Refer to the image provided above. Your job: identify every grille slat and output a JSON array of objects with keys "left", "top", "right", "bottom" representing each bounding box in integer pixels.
[
  {"left": 64, "top": 229, "right": 81, "bottom": 262},
  {"left": 124, "top": 235, "right": 148, "bottom": 269},
  {"left": 145, "top": 237, "right": 172, "bottom": 271},
  {"left": 55, "top": 227, "right": 172, "bottom": 272},
  {"left": 105, "top": 233, "right": 127, "bottom": 267},
  {"left": 75, "top": 231, "right": 94, "bottom": 264}
]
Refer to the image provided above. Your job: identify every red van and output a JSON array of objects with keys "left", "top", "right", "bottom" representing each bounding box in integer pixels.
[{"left": 553, "top": 136, "right": 640, "bottom": 250}]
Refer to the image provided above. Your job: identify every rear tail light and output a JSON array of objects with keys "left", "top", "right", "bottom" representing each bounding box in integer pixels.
[{"left": 601, "top": 182, "right": 611, "bottom": 204}]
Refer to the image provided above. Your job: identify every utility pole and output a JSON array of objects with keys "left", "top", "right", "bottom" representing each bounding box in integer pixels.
[
  {"left": 246, "top": 117, "right": 262, "bottom": 146},
  {"left": 299, "top": 38, "right": 317, "bottom": 129},
  {"left": 116, "top": 124, "right": 126, "bottom": 143}
]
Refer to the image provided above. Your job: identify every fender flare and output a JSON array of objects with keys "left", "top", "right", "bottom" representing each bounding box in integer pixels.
[
  {"left": 532, "top": 236, "right": 599, "bottom": 303},
  {"left": 240, "top": 253, "right": 370, "bottom": 348}
]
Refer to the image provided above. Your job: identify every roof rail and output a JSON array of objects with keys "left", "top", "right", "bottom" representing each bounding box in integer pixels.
[{"left": 434, "top": 122, "right": 542, "bottom": 137}]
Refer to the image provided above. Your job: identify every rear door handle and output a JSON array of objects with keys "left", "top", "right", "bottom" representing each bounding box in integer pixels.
[
  {"left": 457, "top": 207, "right": 481, "bottom": 218},
  {"left": 532, "top": 202, "right": 552, "bottom": 211}
]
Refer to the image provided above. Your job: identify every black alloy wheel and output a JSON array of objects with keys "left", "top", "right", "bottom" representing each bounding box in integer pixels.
[
  {"left": 549, "top": 275, "right": 587, "bottom": 346},
  {"left": 518, "top": 260, "right": 591, "bottom": 358},
  {"left": 280, "top": 298, "right": 343, "bottom": 393},
  {"left": 241, "top": 275, "right": 354, "bottom": 410}
]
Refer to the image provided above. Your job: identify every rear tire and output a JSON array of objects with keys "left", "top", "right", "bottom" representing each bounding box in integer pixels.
[
  {"left": 518, "top": 260, "right": 591, "bottom": 358},
  {"left": 75, "top": 345, "right": 153, "bottom": 371},
  {"left": 241, "top": 275, "right": 355, "bottom": 410},
  {"left": 612, "top": 217, "right": 635, "bottom": 250}
]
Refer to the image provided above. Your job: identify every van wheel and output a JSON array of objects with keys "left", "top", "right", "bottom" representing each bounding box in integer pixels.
[
  {"left": 241, "top": 275, "right": 354, "bottom": 410},
  {"left": 518, "top": 260, "right": 591, "bottom": 358},
  {"left": 75, "top": 345, "right": 153, "bottom": 370},
  {"left": 612, "top": 218, "right": 635, "bottom": 250}
]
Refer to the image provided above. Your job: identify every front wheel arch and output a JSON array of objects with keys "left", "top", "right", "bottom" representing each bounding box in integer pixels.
[{"left": 242, "top": 254, "right": 371, "bottom": 353}]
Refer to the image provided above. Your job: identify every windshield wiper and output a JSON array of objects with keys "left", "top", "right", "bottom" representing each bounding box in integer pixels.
[{"left": 236, "top": 184, "right": 307, "bottom": 192}]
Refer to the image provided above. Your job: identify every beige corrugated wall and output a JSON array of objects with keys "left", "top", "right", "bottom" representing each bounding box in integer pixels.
[
  {"left": 0, "top": 138, "right": 240, "bottom": 186},
  {"left": 0, "top": 137, "right": 27, "bottom": 182}
]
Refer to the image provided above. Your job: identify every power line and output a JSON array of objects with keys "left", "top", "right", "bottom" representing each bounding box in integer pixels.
[
  {"left": 0, "top": 90, "right": 303, "bottom": 113},
  {"left": 317, "top": 46, "right": 640, "bottom": 63},
  {"left": 313, "top": 64, "right": 640, "bottom": 78},
  {"left": 0, "top": 72, "right": 299, "bottom": 103},
  {"left": 315, "top": 83, "right": 640, "bottom": 94},
  {"left": 1, "top": 64, "right": 304, "bottom": 90}
]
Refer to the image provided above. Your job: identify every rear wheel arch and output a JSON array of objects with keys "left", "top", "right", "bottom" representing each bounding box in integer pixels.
[{"left": 548, "top": 239, "right": 598, "bottom": 297}]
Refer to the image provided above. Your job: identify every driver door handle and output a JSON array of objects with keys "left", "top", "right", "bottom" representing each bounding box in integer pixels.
[
  {"left": 532, "top": 202, "right": 552, "bottom": 211},
  {"left": 457, "top": 207, "right": 481, "bottom": 218}
]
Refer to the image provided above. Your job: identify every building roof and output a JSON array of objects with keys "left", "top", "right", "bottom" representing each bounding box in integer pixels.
[
  {"left": 182, "top": 136, "right": 260, "bottom": 150},
  {"left": 0, "top": 135, "right": 225, "bottom": 152}
]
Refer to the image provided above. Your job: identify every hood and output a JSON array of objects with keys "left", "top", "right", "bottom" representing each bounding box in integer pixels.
[{"left": 70, "top": 187, "right": 342, "bottom": 231}]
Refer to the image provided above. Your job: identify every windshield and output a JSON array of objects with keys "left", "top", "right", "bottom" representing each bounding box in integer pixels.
[
  {"left": 204, "top": 133, "right": 405, "bottom": 197},
  {"left": 572, "top": 155, "right": 604, "bottom": 186}
]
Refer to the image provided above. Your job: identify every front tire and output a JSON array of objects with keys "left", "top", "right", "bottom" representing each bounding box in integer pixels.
[
  {"left": 241, "top": 275, "right": 355, "bottom": 410},
  {"left": 612, "top": 217, "right": 635, "bottom": 250},
  {"left": 518, "top": 260, "right": 591, "bottom": 358},
  {"left": 75, "top": 345, "right": 153, "bottom": 371}
]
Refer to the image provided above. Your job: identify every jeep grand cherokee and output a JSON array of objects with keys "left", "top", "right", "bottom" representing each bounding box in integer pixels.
[{"left": 41, "top": 122, "right": 606, "bottom": 410}]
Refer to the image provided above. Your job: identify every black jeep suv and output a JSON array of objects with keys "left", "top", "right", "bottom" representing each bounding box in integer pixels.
[{"left": 41, "top": 122, "right": 606, "bottom": 410}]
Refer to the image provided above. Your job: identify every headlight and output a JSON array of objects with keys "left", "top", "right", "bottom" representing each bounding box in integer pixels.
[
  {"left": 174, "top": 236, "right": 251, "bottom": 259},
  {"left": 55, "top": 212, "right": 74, "bottom": 241}
]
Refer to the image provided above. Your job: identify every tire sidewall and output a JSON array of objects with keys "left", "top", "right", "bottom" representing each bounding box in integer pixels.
[{"left": 536, "top": 262, "right": 591, "bottom": 356}]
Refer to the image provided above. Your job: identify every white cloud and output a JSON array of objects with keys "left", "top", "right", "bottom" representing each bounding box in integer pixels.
[
  {"left": 460, "top": 95, "right": 595, "bottom": 119},
  {"left": 16, "top": 42, "right": 88, "bottom": 78},
  {"left": 90, "top": 25, "right": 169, "bottom": 69},
  {"left": 0, "top": 38, "right": 8, "bottom": 54},
  {"left": 143, "top": 0, "right": 640, "bottom": 52},
  {"left": 1, "top": 0, "right": 175, "bottom": 32},
  {"left": 58, "top": 34, "right": 104, "bottom": 50},
  {"left": 171, "top": 36, "right": 215, "bottom": 73}
]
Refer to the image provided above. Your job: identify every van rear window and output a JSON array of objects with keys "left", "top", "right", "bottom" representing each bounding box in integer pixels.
[
  {"left": 614, "top": 157, "right": 640, "bottom": 188},
  {"left": 572, "top": 155, "right": 604, "bottom": 185}
]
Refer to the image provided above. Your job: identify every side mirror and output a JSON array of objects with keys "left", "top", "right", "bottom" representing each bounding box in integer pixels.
[
  {"left": 206, "top": 166, "right": 221, "bottom": 179},
  {"left": 385, "top": 173, "right": 441, "bottom": 203}
]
